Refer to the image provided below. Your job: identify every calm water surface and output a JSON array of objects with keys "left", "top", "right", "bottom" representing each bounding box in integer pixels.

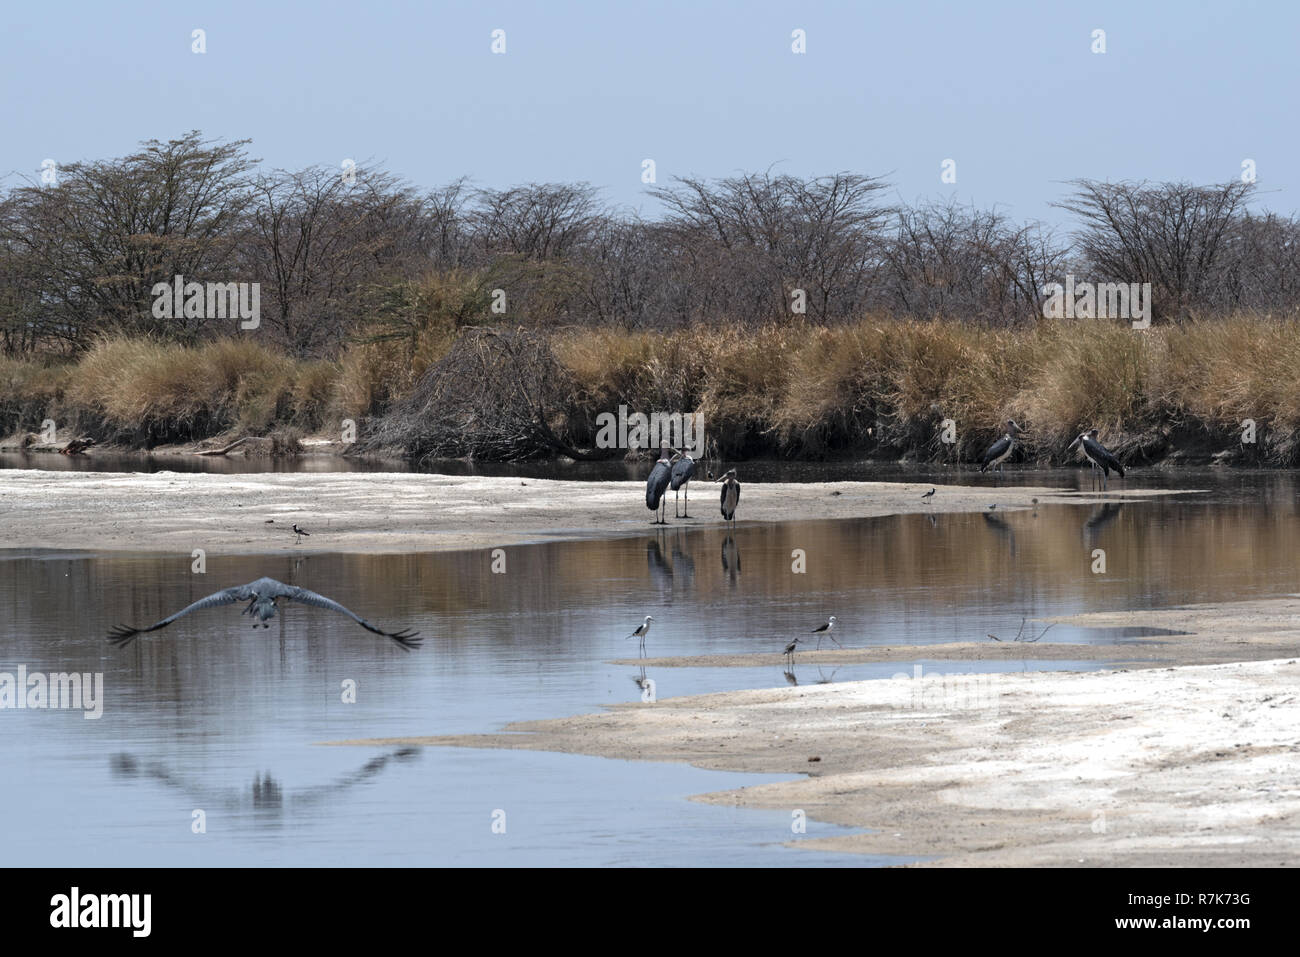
[{"left": 2, "top": 466, "right": 1297, "bottom": 866}]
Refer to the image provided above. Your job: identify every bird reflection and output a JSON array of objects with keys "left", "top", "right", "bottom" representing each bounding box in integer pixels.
[
  {"left": 783, "top": 668, "right": 799, "bottom": 686},
  {"left": 721, "top": 535, "right": 741, "bottom": 585},
  {"left": 646, "top": 530, "right": 697, "bottom": 599},
  {"left": 631, "top": 663, "right": 654, "bottom": 698},
  {"left": 981, "top": 510, "right": 1017, "bottom": 557},
  {"left": 1083, "top": 502, "right": 1123, "bottom": 544},
  {"left": 815, "top": 665, "right": 842, "bottom": 685},
  {"left": 669, "top": 530, "right": 696, "bottom": 590},
  {"left": 109, "top": 748, "right": 419, "bottom": 821},
  {"left": 646, "top": 538, "right": 673, "bottom": 596}
]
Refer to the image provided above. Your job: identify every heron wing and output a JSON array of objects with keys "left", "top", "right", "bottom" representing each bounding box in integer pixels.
[
  {"left": 108, "top": 584, "right": 255, "bottom": 646},
  {"left": 279, "top": 585, "right": 422, "bottom": 649}
]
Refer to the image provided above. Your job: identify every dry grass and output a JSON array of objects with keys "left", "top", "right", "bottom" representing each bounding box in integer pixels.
[
  {"left": 6, "top": 316, "right": 1300, "bottom": 461},
  {"left": 556, "top": 317, "right": 1300, "bottom": 462}
]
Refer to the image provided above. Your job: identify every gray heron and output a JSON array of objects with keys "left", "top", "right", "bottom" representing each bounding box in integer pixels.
[
  {"left": 292, "top": 523, "right": 310, "bottom": 544},
  {"left": 979, "top": 420, "right": 1026, "bottom": 475},
  {"left": 645, "top": 447, "right": 681, "bottom": 524},
  {"left": 627, "top": 615, "right": 654, "bottom": 657},
  {"left": 811, "top": 616, "right": 842, "bottom": 650},
  {"left": 716, "top": 469, "right": 741, "bottom": 526},
  {"left": 1067, "top": 429, "right": 1124, "bottom": 489},
  {"left": 107, "top": 577, "right": 421, "bottom": 650},
  {"left": 669, "top": 453, "right": 698, "bottom": 517}
]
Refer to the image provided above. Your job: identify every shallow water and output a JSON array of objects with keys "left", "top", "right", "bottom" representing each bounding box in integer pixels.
[
  {"left": 9, "top": 446, "right": 1300, "bottom": 494},
  {"left": 2, "top": 473, "right": 1297, "bottom": 866}
]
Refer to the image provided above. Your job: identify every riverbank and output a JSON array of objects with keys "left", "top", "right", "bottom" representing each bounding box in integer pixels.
[
  {"left": 0, "top": 469, "right": 1171, "bottom": 555},
  {"left": 8, "top": 317, "right": 1300, "bottom": 465},
  {"left": 336, "top": 598, "right": 1300, "bottom": 866}
]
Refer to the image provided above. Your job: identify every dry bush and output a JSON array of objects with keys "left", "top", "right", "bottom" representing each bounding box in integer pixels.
[
  {"left": 0, "top": 355, "right": 72, "bottom": 435},
  {"left": 67, "top": 337, "right": 295, "bottom": 443},
  {"left": 361, "top": 327, "right": 582, "bottom": 461}
]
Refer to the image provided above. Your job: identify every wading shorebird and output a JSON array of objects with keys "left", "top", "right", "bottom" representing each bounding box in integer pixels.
[
  {"left": 107, "top": 577, "right": 421, "bottom": 650},
  {"left": 292, "top": 523, "right": 310, "bottom": 544},
  {"left": 670, "top": 453, "right": 698, "bottom": 518},
  {"left": 921, "top": 488, "right": 936, "bottom": 502},
  {"left": 783, "top": 635, "right": 802, "bottom": 666},
  {"left": 1067, "top": 429, "right": 1125, "bottom": 490},
  {"left": 811, "top": 616, "right": 842, "bottom": 650},
  {"left": 716, "top": 469, "right": 741, "bottom": 527},
  {"left": 646, "top": 447, "right": 681, "bottom": 525},
  {"left": 627, "top": 615, "right": 654, "bottom": 657},
  {"left": 979, "top": 420, "right": 1026, "bottom": 476}
]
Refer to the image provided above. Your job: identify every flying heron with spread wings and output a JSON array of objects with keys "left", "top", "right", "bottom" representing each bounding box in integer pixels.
[{"left": 107, "top": 577, "right": 421, "bottom": 650}]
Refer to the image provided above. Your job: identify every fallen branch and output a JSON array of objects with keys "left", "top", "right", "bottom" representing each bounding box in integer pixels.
[
  {"left": 59, "top": 437, "right": 96, "bottom": 455},
  {"left": 195, "top": 435, "right": 252, "bottom": 456}
]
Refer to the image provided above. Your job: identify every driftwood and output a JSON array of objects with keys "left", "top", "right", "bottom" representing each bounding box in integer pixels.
[
  {"left": 59, "top": 437, "right": 96, "bottom": 455},
  {"left": 195, "top": 435, "right": 252, "bottom": 456}
]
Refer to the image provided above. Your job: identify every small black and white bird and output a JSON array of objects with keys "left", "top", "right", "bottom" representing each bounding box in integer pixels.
[
  {"left": 783, "top": 635, "right": 802, "bottom": 665},
  {"left": 670, "top": 453, "right": 698, "bottom": 518},
  {"left": 979, "top": 420, "right": 1026, "bottom": 475},
  {"left": 107, "top": 577, "right": 421, "bottom": 650},
  {"left": 716, "top": 469, "right": 741, "bottom": 526},
  {"left": 292, "top": 523, "right": 310, "bottom": 544},
  {"left": 921, "top": 488, "right": 936, "bottom": 502},
  {"left": 1067, "top": 429, "right": 1125, "bottom": 489},
  {"left": 627, "top": 615, "right": 654, "bottom": 657},
  {"left": 811, "top": 616, "right": 842, "bottom": 650}
]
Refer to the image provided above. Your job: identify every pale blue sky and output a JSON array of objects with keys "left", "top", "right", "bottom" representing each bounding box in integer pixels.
[{"left": 2, "top": 0, "right": 1294, "bottom": 227}]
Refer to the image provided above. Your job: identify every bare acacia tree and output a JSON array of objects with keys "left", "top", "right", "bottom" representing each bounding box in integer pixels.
[
  {"left": 0, "top": 132, "right": 254, "bottom": 346},
  {"left": 470, "top": 182, "right": 601, "bottom": 261},
  {"left": 651, "top": 171, "right": 891, "bottom": 323},
  {"left": 1054, "top": 179, "right": 1255, "bottom": 321},
  {"left": 877, "top": 200, "right": 1066, "bottom": 322},
  {"left": 243, "top": 165, "right": 430, "bottom": 354}
]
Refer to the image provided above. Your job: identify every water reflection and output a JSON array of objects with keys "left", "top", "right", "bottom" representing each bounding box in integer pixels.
[
  {"left": 721, "top": 535, "right": 741, "bottom": 585},
  {"left": 981, "top": 508, "right": 1017, "bottom": 557},
  {"left": 1082, "top": 502, "right": 1124, "bottom": 544},
  {"left": 4, "top": 480, "right": 1300, "bottom": 865},
  {"left": 109, "top": 748, "right": 420, "bottom": 821}
]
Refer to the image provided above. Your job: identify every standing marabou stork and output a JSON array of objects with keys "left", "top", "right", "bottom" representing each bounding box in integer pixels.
[
  {"left": 645, "top": 446, "right": 681, "bottom": 524},
  {"left": 1067, "top": 429, "right": 1125, "bottom": 489},
  {"left": 670, "top": 453, "right": 698, "bottom": 517},
  {"left": 716, "top": 469, "right": 741, "bottom": 526},
  {"left": 979, "top": 420, "right": 1026, "bottom": 476}
]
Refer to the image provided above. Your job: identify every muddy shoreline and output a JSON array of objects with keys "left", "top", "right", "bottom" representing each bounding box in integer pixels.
[
  {"left": 0, "top": 468, "right": 1174, "bottom": 555},
  {"left": 335, "top": 600, "right": 1300, "bottom": 866},
  {"left": 9, "top": 466, "right": 1292, "bottom": 866}
]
